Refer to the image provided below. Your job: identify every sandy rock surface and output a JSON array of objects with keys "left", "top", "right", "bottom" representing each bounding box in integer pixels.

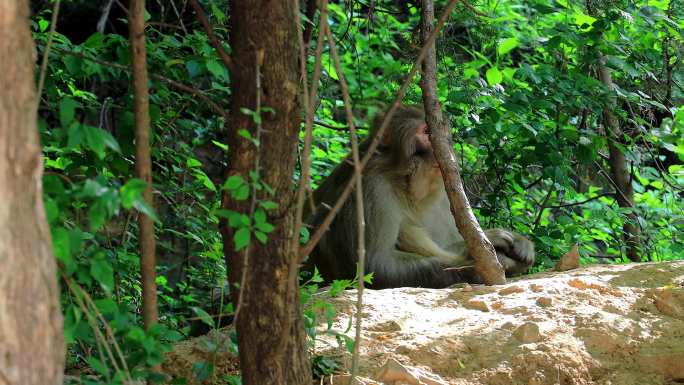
[{"left": 315, "top": 261, "right": 684, "bottom": 385}]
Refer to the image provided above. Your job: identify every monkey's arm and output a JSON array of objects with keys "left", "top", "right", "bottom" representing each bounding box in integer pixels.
[
  {"left": 397, "top": 221, "right": 466, "bottom": 265},
  {"left": 364, "top": 179, "right": 473, "bottom": 289},
  {"left": 421, "top": 194, "right": 535, "bottom": 277}
]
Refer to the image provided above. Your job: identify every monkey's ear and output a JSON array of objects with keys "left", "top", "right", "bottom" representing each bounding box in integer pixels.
[{"left": 380, "top": 128, "right": 393, "bottom": 147}]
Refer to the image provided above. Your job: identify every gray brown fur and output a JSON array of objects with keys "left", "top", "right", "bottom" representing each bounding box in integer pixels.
[{"left": 305, "top": 105, "right": 535, "bottom": 288}]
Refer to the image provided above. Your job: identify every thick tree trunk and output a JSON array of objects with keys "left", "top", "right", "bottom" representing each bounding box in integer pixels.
[
  {"left": 129, "top": 0, "right": 159, "bottom": 328},
  {"left": 223, "top": 1, "right": 312, "bottom": 384},
  {"left": 597, "top": 61, "right": 641, "bottom": 262},
  {"left": 419, "top": 0, "right": 505, "bottom": 284},
  {"left": 0, "top": 1, "right": 65, "bottom": 384}
]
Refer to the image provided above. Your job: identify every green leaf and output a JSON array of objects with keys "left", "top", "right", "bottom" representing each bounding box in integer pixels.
[
  {"left": 254, "top": 208, "right": 267, "bottom": 224},
  {"left": 120, "top": 179, "right": 148, "bottom": 209},
  {"left": 88, "top": 200, "right": 107, "bottom": 231},
  {"left": 234, "top": 185, "right": 250, "bottom": 201},
  {"left": 255, "top": 222, "right": 274, "bottom": 233},
  {"left": 83, "top": 33, "right": 106, "bottom": 48},
  {"left": 192, "top": 361, "right": 214, "bottom": 382},
  {"left": 574, "top": 12, "right": 597, "bottom": 29},
  {"left": 38, "top": 19, "right": 49, "bottom": 32},
  {"left": 497, "top": 37, "right": 519, "bottom": 56},
  {"left": 206, "top": 60, "right": 226, "bottom": 79},
  {"left": 260, "top": 200, "right": 278, "bottom": 210},
  {"left": 85, "top": 357, "right": 110, "bottom": 377},
  {"left": 83, "top": 125, "right": 106, "bottom": 159},
  {"left": 100, "top": 129, "right": 121, "bottom": 153},
  {"left": 44, "top": 197, "right": 58, "bottom": 224},
  {"left": 485, "top": 67, "right": 503, "bottom": 85},
  {"left": 187, "top": 158, "right": 202, "bottom": 168},
  {"left": 52, "top": 227, "right": 74, "bottom": 272},
  {"left": 238, "top": 129, "right": 252, "bottom": 141},
  {"left": 255, "top": 231, "right": 268, "bottom": 244},
  {"left": 90, "top": 254, "right": 114, "bottom": 293},
  {"left": 133, "top": 199, "right": 159, "bottom": 223},
  {"left": 193, "top": 171, "right": 217, "bottom": 192},
  {"left": 67, "top": 122, "right": 84, "bottom": 149},
  {"left": 223, "top": 175, "right": 245, "bottom": 190},
  {"left": 60, "top": 97, "right": 79, "bottom": 128},
  {"left": 190, "top": 307, "right": 215, "bottom": 328},
  {"left": 299, "top": 227, "right": 310, "bottom": 243},
  {"left": 212, "top": 140, "right": 229, "bottom": 152},
  {"left": 234, "top": 227, "right": 251, "bottom": 251}
]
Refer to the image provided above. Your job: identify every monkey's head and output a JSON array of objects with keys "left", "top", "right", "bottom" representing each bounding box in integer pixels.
[{"left": 373, "top": 104, "right": 435, "bottom": 170}]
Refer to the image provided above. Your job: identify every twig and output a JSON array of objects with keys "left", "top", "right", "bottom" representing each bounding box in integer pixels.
[
  {"left": 299, "top": 0, "right": 462, "bottom": 260},
  {"left": 169, "top": 0, "right": 188, "bottom": 34},
  {"left": 593, "top": 161, "right": 633, "bottom": 208},
  {"left": 97, "top": 0, "right": 115, "bottom": 33},
  {"left": 292, "top": 0, "right": 319, "bottom": 279},
  {"left": 51, "top": 48, "right": 229, "bottom": 120},
  {"left": 62, "top": 273, "right": 132, "bottom": 382},
  {"left": 36, "top": 0, "right": 61, "bottom": 110},
  {"left": 189, "top": 0, "right": 234, "bottom": 73},
  {"left": 458, "top": 0, "right": 489, "bottom": 17},
  {"left": 114, "top": 0, "right": 129, "bottom": 15},
  {"left": 545, "top": 193, "right": 613, "bottom": 209},
  {"left": 325, "top": 17, "right": 367, "bottom": 382}
]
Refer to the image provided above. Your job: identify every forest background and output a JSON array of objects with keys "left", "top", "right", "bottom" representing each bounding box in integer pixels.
[{"left": 11, "top": 0, "right": 684, "bottom": 383}]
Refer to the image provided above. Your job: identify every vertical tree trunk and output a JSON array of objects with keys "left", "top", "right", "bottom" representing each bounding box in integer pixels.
[
  {"left": 224, "top": 1, "right": 312, "bottom": 384},
  {"left": 419, "top": 0, "right": 505, "bottom": 284},
  {"left": 0, "top": 1, "right": 65, "bottom": 383},
  {"left": 597, "top": 61, "right": 641, "bottom": 262},
  {"left": 129, "top": 0, "right": 159, "bottom": 328},
  {"left": 585, "top": 1, "right": 641, "bottom": 262}
]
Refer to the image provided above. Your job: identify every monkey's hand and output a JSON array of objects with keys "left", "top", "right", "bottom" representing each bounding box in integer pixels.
[{"left": 484, "top": 228, "right": 535, "bottom": 275}]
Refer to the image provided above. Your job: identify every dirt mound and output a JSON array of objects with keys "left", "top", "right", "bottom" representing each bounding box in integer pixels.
[{"left": 315, "top": 261, "right": 684, "bottom": 385}]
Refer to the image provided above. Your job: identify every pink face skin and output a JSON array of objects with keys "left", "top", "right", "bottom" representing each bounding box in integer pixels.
[{"left": 415, "top": 122, "right": 432, "bottom": 154}]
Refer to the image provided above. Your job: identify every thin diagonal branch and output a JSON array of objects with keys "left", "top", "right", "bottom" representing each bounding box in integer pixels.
[
  {"left": 324, "top": 18, "right": 367, "bottom": 381},
  {"left": 279, "top": 0, "right": 329, "bottom": 360},
  {"left": 189, "top": 0, "right": 234, "bottom": 73},
  {"left": 36, "top": 0, "right": 61, "bottom": 109}
]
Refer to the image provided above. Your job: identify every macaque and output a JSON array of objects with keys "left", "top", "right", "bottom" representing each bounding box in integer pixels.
[{"left": 305, "top": 105, "right": 535, "bottom": 289}]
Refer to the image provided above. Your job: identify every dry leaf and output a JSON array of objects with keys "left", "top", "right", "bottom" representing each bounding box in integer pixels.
[{"left": 554, "top": 244, "right": 580, "bottom": 271}]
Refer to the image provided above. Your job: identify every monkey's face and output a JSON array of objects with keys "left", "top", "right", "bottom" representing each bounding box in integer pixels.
[{"left": 414, "top": 122, "right": 433, "bottom": 157}]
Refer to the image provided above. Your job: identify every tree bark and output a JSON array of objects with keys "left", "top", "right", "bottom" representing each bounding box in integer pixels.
[
  {"left": 419, "top": 0, "right": 505, "bottom": 285},
  {"left": 129, "top": 0, "right": 159, "bottom": 328},
  {"left": 223, "top": 1, "right": 312, "bottom": 384},
  {"left": 0, "top": 1, "right": 65, "bottom": 383}
]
